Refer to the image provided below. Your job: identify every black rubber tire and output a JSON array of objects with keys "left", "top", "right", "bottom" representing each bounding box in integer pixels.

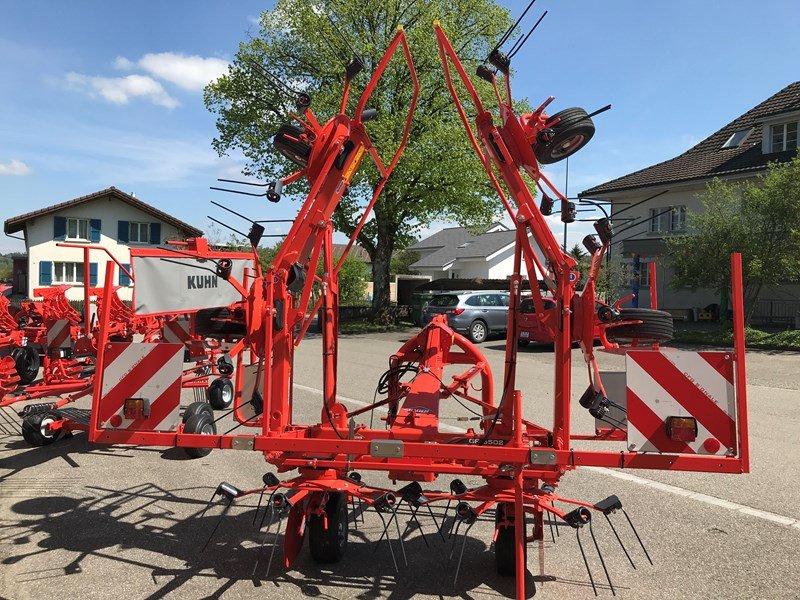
[
  {"left": 207, "top": 377, "right": 234, "bottom": 410},
  {"left": 21, "top": 412, "right": 61, "bottom": 447},
  {"left": 273, "top": 124, "right": 312, "bottom": 168},
  {"left": 182, "top": 401, "right": 214, "bottom": 424},
  {"left": 535, "top": 107, "right": 595, "bottom": 164},
  {"left": 468, "top": 320, "right": 488, "bottom": 344},
  {"left": 183, "top": 410, "right": 216, "bottom": 459},
  {"left": 606, "top": 308, "right": 674, "bottom": 343},
  {"left": 517, "top": 339, "right": 530, "bottom": 347},
  {"left": 12, "top": 346, "right": 40, "bottom": 384},
  {"left": 495, "top": 503, "right": 527, "bottom": 576},
  {"left": 308, "top": 492, "right": 348, "bottom": 563},
  {"left": 194, "top": 308, "right": 247, "bottom": 337}
]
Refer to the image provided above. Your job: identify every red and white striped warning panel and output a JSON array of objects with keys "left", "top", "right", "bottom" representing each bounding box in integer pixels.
[
  {"left": 97, "top": 342, "right": 184, "bottom": 431},
  {"left": 162, "top": 317, "right": 191, "bottom": 345},
  {"left": 626, "top": 350, "right": 737, "bottom": 456},
  {"left": 46, "top": 319, "right": 73, "bottom": 349}
]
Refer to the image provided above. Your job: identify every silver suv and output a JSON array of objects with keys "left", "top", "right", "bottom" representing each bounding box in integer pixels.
[{"left": 422, "top": 291, "right": 510, "bottom": 343}]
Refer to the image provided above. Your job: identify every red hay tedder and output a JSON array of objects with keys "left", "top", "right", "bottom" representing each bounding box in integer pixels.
[{"left": 9, "top": 16, "right": 750, "bottom": 600}]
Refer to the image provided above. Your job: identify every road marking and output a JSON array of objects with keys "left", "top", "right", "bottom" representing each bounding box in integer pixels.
[
  {"left": 293, "top": 383, "right": 466, "bottom": 433},
  {"left": 593, "top": 467, "right": 800, "bottom": 530}
]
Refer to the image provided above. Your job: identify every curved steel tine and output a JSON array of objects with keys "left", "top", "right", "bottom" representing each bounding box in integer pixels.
[
  {"left": 622, "top": 508, "right": 653, "bottom": 565},
  {"left": 392, "top": 504, "right": 408, "bottom": 566},
  {"left": 576, "top": 528, "right": 598, "bottom": 597},
  {"left": 453, "top": 521, "right": 476, "bottom": 586},
  {"left": 589, "top": 517, "right": 615, "bottom": 596},
  {"left": 605, "top": 513, "right": 635, "bottom": 569},
  {"left": 374, "top": 510, "right": 399, "bottom": 572}
]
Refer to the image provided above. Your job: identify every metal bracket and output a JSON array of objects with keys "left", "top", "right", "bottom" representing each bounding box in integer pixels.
[
  {"left": 530, "top": 450, "right": 557, "bottom": 465},
  {"left": 370, "top": 439, "right": 404, "bottom": 458},
  {"left": 231, "top": 436, "right": 255, "bottom": 450}
]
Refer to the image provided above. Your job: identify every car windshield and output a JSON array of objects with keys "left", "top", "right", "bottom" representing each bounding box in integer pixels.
[{"left": 429, "top": 294, "right": 459, "bottom": 307}]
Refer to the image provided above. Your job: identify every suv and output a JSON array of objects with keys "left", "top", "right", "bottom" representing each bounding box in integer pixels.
[{"left": 422, "top": 291, "right": 510, "bottom": 343}]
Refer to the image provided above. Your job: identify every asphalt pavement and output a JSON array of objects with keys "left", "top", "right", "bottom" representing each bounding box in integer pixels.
[{"left": 1, "top": 330, "right": 799, "bottom": 599}]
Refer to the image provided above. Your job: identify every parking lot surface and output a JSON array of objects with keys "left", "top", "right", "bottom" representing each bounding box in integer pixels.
[{"left": 1, "top": 330, "right": 799, "bottom": 599}]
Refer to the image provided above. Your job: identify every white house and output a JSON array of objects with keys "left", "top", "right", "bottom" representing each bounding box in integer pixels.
[
  {"left": 4, "top": 187, "right": 202, "bottom": 301},
  {"left": 409, "top": 223, "right": 534, "bottom": 280},
  {"left": 580, "top": 81, "right": 800, "bottom": 324}
]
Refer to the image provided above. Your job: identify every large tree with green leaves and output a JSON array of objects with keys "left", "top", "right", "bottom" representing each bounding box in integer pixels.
[
  {"left": 667, "top": 153, "right": 800, "bottom": 322},
  {"left": 204, "top": 0, "right": 515, "bottom": 318}
]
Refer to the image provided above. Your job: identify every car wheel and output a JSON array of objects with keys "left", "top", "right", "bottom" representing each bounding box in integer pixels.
[{"left": 468, "top": 320, "right": 488, "bottom": 343}]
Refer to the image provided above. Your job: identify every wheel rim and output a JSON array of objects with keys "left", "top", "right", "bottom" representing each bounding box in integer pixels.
[
  {"left": 40, "top": 417, "right": 55, "bottom": 439},
  {"left": 551, "top": 133, "right": 585, "bottom": 159},
  {"left": 221, "top": 384, "right": 232, "bottom": 404},
  {"left": 337, "top": 516, "right": 346, "bottom": 549},
  {"left": 473, "top": 323, "right": 486, "bottom": 340},
  {"left": 200, "top": 423, "right": 214, "bottom": 435}
]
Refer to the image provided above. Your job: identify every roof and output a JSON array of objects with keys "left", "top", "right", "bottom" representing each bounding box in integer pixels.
[
  {"left": 331, "top": 243, "right": 371, "bottom": 262},
  {"left": 412, "top": 278, "right": 544, "bottom": 293},
  {"left": 581, "top": 81, "right": 800, "bottom": 197},
  {"left": 4, "top": 187, "right": 203, "bottom": 236},
  {"left": 410, "top": 228, "right": 517, "bottom": 269}
]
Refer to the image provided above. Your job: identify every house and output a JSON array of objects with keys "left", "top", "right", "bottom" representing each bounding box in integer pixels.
[
  {"left": 4, "top": 187, "right": 202, "bottom": 301},
  {"left": 580, "top": 81, "right": 800, "bottom": 323},
  {"left": 409, "top": 223, "right": 537, "bottom": 280}
]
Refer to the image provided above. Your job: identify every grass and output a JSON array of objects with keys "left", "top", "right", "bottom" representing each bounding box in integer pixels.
[
  {"left": 338, "top": 319, "right": 415, "bottom": 334},
  {"left": 672, "top": 322, "right": 800, "bottom": 350}
]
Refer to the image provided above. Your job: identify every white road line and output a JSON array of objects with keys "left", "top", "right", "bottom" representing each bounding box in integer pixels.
[{"left": 593, "top": 467, "right": 800, "bottom": 530}]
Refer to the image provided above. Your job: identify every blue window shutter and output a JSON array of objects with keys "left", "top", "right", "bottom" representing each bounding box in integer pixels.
[
  {"left": 39, "top": 261, "right": 52, "bottom": 285},
  {"left": 53, "top": 217, "right": 66, "bottom": 241},
  {"left": 89, "top": 262, "right": 98, "bottom": 287},
  {"left": 90, "top": 219, "right": 101, "bottom": 242},
  {"left": 149, "top": 222, "right": 161, "bottom": 245},
  {"left": 118, "top": 220, "right": 129, "bottom": 243},
  {"left": 119, "top": 263, "right": 131, "bottom": 286}
]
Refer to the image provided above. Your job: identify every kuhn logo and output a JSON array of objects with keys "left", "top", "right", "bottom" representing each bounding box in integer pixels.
[{"left": 187, "top": 275, "right": 218, "bottom": 290}]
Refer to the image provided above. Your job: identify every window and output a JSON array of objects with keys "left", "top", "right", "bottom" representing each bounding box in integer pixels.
[
  {"left": 770, "top": 121, "right": 799, "bottom": 153},
  {"left": 66, "top": 218, "right": 89, "bottom": 241},
  {"left": 722, "top": 128, "right": 752, "bottom": 148},
  {"left": 429, "top": 294, "right": 459, "bottom": 307},
  {"left": 129, "top": 222, "right": 150, "bottom": 244},
  {"left": 649, "top": 206, "right": 686, "bottom": 233},
  {"left": 639, "top": 262, "right": 651, "bottom": 287},
  {"left": 53, "top": 262, "right": 85, "bottom": 284}
]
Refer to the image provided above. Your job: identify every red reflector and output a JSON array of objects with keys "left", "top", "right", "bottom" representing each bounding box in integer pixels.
[
  {"left": 123, "top": 398, "right": 150, "bottom": 420},
  {"left": 665, "top": 416, "right": 697, "bottom": 442}
]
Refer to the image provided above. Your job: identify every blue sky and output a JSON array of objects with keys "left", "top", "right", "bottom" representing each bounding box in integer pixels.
[{"left": 1, "top": 0, "right": 798, "bottom": 253}]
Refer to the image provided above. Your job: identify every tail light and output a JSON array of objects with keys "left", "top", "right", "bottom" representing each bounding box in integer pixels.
[
  {"left": 445, "top": 308, "right": 464, "bottom": 315},
  {"left": 124, "top": 398, "right": 150, "bottom": 420},
  {"left": 665, "top": 416, "right": 697, "bottom": 442}
]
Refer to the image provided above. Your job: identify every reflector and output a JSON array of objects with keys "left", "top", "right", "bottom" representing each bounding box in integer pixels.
[{"left": 666, "top": 416, "right": 697, "bottom": 442}]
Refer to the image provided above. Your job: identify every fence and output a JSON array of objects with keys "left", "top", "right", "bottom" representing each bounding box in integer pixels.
[{"left": 752, "top": 298, "right": 800, "bottom": 327}]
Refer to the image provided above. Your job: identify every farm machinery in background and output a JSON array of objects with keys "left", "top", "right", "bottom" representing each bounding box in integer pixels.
[{"left": 9, "top": 10, "right": 751, "bottom": 600}]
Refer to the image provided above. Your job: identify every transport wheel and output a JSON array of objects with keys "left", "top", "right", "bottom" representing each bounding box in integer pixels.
[
  {"left": 468, "top": 320, "right": 488, "bottom": 344},
  {"left": 183, "top": 401, "right": 213, "bottom": 424},
  {"left": 495, "top": 502, "right": 527, "bottom": 576},
  {"left": 535, "top": 107, "right": 595, "bottom": 164},
  {"left": 273, "top": 124, "right": 312, "bottom": 168},
  {"left": 606, "top": 308, "right": 674, "bottom": 343},
  {"left": 183, "top": 410, "right": 216, "bottom": 459},
  {"left": 194, "top": 307, "right": 247, "bottom": 337},
  {"left": 207, "top": 377, "right": 234, "bottom": 410},
  {"left": 309, "top": 492, "right": 348, "bottom": 563},
  {"left": 21, "top": 412, "right": 61, "bottom": 447},
  {"left": 12, "top": 346, "right": 40, "bottom": 384}
]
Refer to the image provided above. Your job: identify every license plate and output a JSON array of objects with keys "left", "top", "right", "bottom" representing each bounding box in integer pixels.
[{"left": 520, "top": 331, "right": 529, "bottom": 339}]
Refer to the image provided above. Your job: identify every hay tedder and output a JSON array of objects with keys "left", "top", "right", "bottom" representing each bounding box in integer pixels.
[{"left": 11, "top": 14, "right": 751, "bottom": 600}]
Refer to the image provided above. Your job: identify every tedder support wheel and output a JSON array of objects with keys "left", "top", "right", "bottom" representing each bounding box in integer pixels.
[
  {"left": 495, "top": 502, "right": 527, "bottom": 576},
  {"left": 207, "top": 377, "right": 234, "bottom": 410},
  {"left": 309, "top": 492, "right": 348, "bottom": 563},
  {"left": 12, "top": 346, "right": 40, "bottom": 385},
  {"left": 273, "top": 124, "right": 312, "bottom": 168},
  {"left": 606, "top": 308, "right": 674, "bottom": 344},
  {"left": 183, "top": 401, "right": 213, "bottom": 424},
  {"left": 183, "top": 406, "right": 216, "bottom": 459},
  {"left": 535, "top": 107, "right": 595, "bottom": 165},
  {"left": 21, "top": 412, "right": 61, "bottom": 447},
  {"left": 469, "top": 320, "right": 488, "bottom": 344}
]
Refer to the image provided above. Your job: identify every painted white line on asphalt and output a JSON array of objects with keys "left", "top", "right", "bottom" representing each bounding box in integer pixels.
[
  {"left": 293, "top": 383, "right": 466, "bottom": 433},
  {"left": 593, "top": 467, "right": 800, "bottom": 530}
]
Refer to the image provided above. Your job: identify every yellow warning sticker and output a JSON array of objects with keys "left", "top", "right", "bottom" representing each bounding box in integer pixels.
[{"left": 343, "top": 145, "right": 366, "bottom": 182}]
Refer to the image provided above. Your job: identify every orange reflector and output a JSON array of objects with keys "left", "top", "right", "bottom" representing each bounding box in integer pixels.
[
  {"left": 123, "top": 398, "right": 150, "bottom": 420},
  {"left": 665, "top": 416, "right": 697, "bottom": 442}
]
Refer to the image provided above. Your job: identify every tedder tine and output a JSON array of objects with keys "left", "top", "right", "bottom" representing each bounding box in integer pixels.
[
  {"left": 622, "top": 508, "right": 653, "bottom": 566},
  {"left": 374, "top": 509, "right": 399, "bottom": 572},
  {"left": 605, "top": 513, "right": 635, "bottom": 569},
  {"left": 589, "top": 517, "right": 616, "bottom": 596}
]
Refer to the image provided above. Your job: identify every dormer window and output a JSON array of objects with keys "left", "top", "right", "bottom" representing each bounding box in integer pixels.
[
  {"left": 722, "top": 128, "right": 752, "bottom": 148},
  {"left": 770, "top": 121, "right": 798, "bottom": 153}
]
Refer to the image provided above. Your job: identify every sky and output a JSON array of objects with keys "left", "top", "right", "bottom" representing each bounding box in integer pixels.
[{"left": 1, "top": 0, "right": 799, "bottom": 254}]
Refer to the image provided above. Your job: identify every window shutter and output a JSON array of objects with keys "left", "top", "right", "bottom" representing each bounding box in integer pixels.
[
  {"left": 53, "top": 217, "right": 66, "bottom": 241},
  {"left": 90, "top": 219, "right": 101, "bottom": 242},
  {"left": 118, "top": 220, "right": 129, "bottom": 243},
  {"left": 89, "top": 263, "right": 98, "bottom": 287},
  {"left": 119, "top": 263, "right": 131, "bottom": 286},
  {"left": 149, "top": 222, "right": 161, "bottom": 245},
  {"left": 39, "top": 261, "right": 52, "bottom": 285}
]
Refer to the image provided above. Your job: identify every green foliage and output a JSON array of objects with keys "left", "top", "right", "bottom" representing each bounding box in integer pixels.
[
  {"left": 204, "top": 0, "right": 518, "bottom": 313},
  {"left": 390, "top": 249, "right": 419, "bottom": 275},
  {"left": 667, "top": 153, "right": 800, "bottom": 321},
  {"left": 335, "top": 254, "right": 369, "bottom": 305},
  {"left": 0, "top": 255, "right": 13, "bottom": 281}
]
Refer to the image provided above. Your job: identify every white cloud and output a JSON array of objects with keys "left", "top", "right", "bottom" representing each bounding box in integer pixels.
[
  {"left": 116, "top": 52, "right": 229, "bottom": 91},
  {"left": 0, "top": 159, "right": 32, "bottom": 176},
  {"left": 65, "top": 72, "right": 179, "bottom": 108}
]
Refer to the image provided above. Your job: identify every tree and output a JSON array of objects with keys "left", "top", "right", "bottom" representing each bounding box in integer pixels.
[
  {"left": 205, "top": 0, "right": 516, "bottom": 320},
  {"left": 336, "top": 255, "right": 369, "bottom": 305},
  {"left": 390, "top": 249, "right": 419, "bottom": 276},
  {"left": 667, "top": 153, "right": 800, "bottom": 322}
]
